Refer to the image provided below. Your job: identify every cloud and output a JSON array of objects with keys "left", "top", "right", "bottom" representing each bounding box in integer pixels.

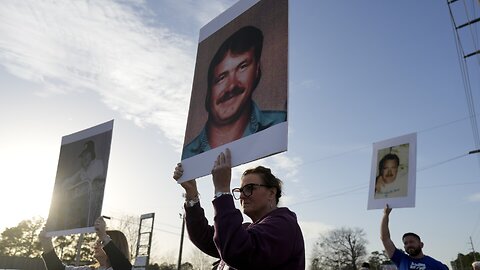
[
  {"left": 468, "top": 192, "right": 480, "bottom": 202},
  {"left": 300, "top": 220, "right": 332, "bottom": 240},
  {"left": 0, "top": 0, "right": 199, "bottom": 148},
  {"left": 226, "top": 152, "right": 304, "bottom": 208},
  {"left": 162, "top": 0, "right": 235, "bottom": 28},
  {"left": 269, "top": 154, "right": 303, "bottom": 182},
  {"left": 298, "top": 220, "right": 333, "bottom": 259},
  {"left": 298, "top": 79, "right": 318, "bottom": 89},
  {"left": 0, "top": 0, "right": 294, "bottom": 161},
  {"left": 230, "top": 152, "right": 303, "bottom": 185}
]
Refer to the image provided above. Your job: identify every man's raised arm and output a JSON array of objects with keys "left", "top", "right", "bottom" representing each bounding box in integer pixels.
[{"left": 380, "top": 204, "right": 396, "bottom": 258}]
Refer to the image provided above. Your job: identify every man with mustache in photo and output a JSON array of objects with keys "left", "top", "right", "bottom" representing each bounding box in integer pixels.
[
  {"left": 381, "top": 204, "right": 449, "bottom": 270},
  {"left": 182, "top": 26, "right": 287, "bottom": 160},
  {"left": 374, "top": 153, "right": 407, "bottom": 199}
]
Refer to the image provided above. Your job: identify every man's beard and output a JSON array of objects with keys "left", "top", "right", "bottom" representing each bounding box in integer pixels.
[{"left": 406, "top": 246, "right": 422, "bottom": 257}]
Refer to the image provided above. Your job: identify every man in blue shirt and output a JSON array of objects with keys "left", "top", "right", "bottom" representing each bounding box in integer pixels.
[
  {"left": 381, "top": 204, "right": 449, "bottom": 270},
  {"left": 182, "top": 26, "right": 286, "bottom": 160}
]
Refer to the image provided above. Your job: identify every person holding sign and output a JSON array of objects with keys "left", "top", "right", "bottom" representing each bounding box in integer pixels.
[
  {"left": 39, "top": 216, "right": 132, "bottom": 270},
  {"left": 380, "top": 204, "right": 448, "bottom": 270},
  {"left": 182, "top": 26, "right": 286, "bottom": 160},
  {"left": 173, "top": 149, "right": 305, "bottom": 269}
]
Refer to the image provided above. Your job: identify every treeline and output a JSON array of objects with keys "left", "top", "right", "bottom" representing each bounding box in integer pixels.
[
  {"left": 2, "top": 217, "right": 476, "bottom": 270},
  {"left": 0, "top": 217, "right": 201, "bottom": 270}
]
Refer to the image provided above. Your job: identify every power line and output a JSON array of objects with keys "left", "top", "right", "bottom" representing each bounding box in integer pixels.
[
  {"left": 103, "top": 214, "right": 181, "bottom": 236},
  {"left": 417, "top": 180, "right": 479, "bottom": 189},
  {"left": 417, "top": 153, "right": 468, "bottom": 171},
  {"left": 301, "top": 145, "right": 370, "bottom": 167},
  {"left": 290, "top": 152, "right": 479, "bottom": 206},
  {"left": 290, "top": 180, "right": 479, "bottom": 207},
  {"left": 104, "top": 117, "right": 480, "bottom": 236},
  {"left": 290, "top": 185, "right": 367, "bottom": 207},
  {"left": 416, "top": 115, "right": 472, "bottom": 133},
  {"left": 299, "top": 114, "right": 476, "bottom": 168}
]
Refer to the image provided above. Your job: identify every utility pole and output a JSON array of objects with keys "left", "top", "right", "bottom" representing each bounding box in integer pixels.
[
  {"left": 470, "top": 236, "right": 477, "bottom": 261},
  {"left": 448, "top": 0, "right": 480, "bottom": 59},
  {"left": 74, "top": 234, "right": 84, "bottom": 266},
  {"left": 177, "top": 212, "right": 186, "bottom": 270}
]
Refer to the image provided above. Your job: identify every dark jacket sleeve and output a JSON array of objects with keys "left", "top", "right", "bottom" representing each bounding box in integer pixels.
[
  {"left": 103, "top": 241, "right": 132, "bottom": 270},
  {"left": 41, "top": 249, "right": 66, "bottom": 270},
  {"left": 184, "top": 202, "right": 220, "bottom": 258}
]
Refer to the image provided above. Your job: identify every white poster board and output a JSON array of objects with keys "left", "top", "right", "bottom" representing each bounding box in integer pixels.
[
  {"left": 46, "top": 120, "right": 114, "bottom": 236},
  {"left": 179, "top": 0, "right": 289, "bottom": 182},
  {"left": 367, "top": 133, "right": 417, "bottom": 210}
]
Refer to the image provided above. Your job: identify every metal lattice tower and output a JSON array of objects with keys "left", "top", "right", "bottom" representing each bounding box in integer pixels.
[
  {"left": 133, "top": 213, "right": 155, "bottom": 270},
  {"left": 447, "top": 0, "right": 480, "bottom": 166}
]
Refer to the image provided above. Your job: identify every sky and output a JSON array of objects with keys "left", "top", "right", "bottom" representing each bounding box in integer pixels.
[{"left": 1, "top": 0, "right": 480, "bottom": 267}]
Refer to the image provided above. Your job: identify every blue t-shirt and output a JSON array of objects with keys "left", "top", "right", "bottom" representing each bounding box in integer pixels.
[{"left": 391, "top": 249, "right": 448, "bottom": 270}]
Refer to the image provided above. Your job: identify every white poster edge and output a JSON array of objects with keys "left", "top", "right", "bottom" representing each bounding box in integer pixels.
[
  {"left": 47, "top": 120, "right": 114, "bottom": 236},
  {"left": 199, "top": 0, "right": 261, "bottom": 42},
  {"left": 367, "top": 132, "right": 417, "bottom": 210},
  {"left": 61, "top": 120, "right": 114, "bottom": 145},
  {"left": 179, "top": 122, "right": 288, "bottom": 182},
  {"left": 45, "top": 226, "right": 96, "bottom": 237}
]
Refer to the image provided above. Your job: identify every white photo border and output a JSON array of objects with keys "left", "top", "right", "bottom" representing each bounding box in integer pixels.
[
  {"left": 46, "top": 120, "right": 114, "bottom": 237},
  {"left": 367, "top": 133, "right": 417, "bottom": 210}
]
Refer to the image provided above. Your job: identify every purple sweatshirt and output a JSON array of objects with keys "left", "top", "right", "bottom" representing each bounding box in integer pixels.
[{"left": 185, "top": 194, "right": 305, "bottom": 270}]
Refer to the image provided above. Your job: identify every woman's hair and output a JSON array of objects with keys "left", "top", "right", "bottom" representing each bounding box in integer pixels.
[
  {"left": 107, "top": 230, "right": 130, "bottom": 260},
  {"left": 90, "top": 230, "right": 130, "bottom": 269},
  {"left": 242, "top": 166, "right": 283, "bottom": 204}
]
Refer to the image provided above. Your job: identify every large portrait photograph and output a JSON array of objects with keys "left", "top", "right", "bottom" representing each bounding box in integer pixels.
[
  {"left": 374, "top": 144, "right": 409, "bottom": 199},
  {"left": 367, "top": 133, "right": 417, "bottom": 210},
  {"left": 46, "top": 120, "right": 113, "bottom": 236},
  {"left": 179, "top": 0, "right": 288, "bottom": 182}
]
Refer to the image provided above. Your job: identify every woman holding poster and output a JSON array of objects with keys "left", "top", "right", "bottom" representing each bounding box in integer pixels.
[
  {"left": 39, "top": 216, "right": 132, "bottom": 270},
  {"left": 173, "top": 149, "right": 305, "bottom": 270}
]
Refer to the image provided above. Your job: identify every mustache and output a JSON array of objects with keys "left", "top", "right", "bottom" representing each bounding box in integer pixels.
[{"left": 216, "top": 86, "right": 245, "bottom": 105}]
